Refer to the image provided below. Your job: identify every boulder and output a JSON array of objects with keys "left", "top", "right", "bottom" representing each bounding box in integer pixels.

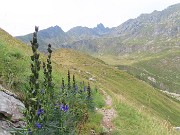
[
  {"left": 0, "top": 91, "right": 24, "bottom": 121},
  {"left": 0, "top": 128, "right": 11, "bottom": 135},
  {"left": 0, "top": 85, "right": 25, "bottom": 134}
]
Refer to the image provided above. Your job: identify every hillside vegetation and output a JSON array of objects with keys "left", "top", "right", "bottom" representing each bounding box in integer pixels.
[
  {"left": 52, "top": 49, "right": 180, "bottom": 134},
  {"left": 129, "top": 50, "right": 180, "bottom": 93},
  {"left": 1, "top": 27, "right": 180, "bottom": 134},
  {"left": 0, "top": 28, "right": 105, "bottom": 134}
]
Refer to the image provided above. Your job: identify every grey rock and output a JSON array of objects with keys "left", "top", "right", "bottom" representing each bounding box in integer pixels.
[
  {"left": 0, "top": 130, "right": 11, "bottom": 135},
  {"left": 0, "top": 91, "right": 24, "bottom": 121},
  {"left": 174, "top": 127, "right": 180, "bottom": 132},
  {"left": 0, "top": 127, "right": 11, "bottom": 135},
  {"left": 0, "top": 86, "right": 25, "bottom": 134}
]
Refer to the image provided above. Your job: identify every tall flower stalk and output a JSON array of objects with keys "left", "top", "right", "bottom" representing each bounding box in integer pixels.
[
  {"left": 27, "top": 26, "right": 41, "bottom": 123},
  {"left": 21, "top": 26, "right": 95, "bottom": 135}
]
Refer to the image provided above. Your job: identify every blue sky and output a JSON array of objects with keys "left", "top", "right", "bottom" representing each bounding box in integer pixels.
[{"left": 0, "top": 0, "right": 179, "bottom": 36}]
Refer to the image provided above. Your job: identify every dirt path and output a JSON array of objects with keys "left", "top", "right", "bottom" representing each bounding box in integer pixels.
[{"left": 98, "top": 90, "right": 116, "bottom": 134}]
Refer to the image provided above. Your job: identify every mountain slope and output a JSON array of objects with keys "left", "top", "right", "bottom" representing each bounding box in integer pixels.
[
  {"left": 16, "top": 3, "right": 180, "bottom": 55},
  {"left": 0, "top": 28, "right": 32, "bottom": 93},
  {"left": 16, "top": 3, "right": 180, "bottom": 95},
  {"left": 127, "top": 50, "right": 180, "bottom": 94},
  {"left": 67, "top": 23, "right": 110, "bottom": 40},
  {"left": 63, "top": 3, "right": 180, "bottom": 55},
  {"left": 52, "top": 49, "right": 180, "bottom": 128},
  {"left": 16, "top": 23, "right": 110, "bottom": 52},
  {"left": 0, "top": 28, "right": 105, "bottom": 134},
  {"left": 16, "top": 26, "right": 72, "bottom": 52},
  {"left": 16, "top": 3, "right": 180, "bottom": 96},
  {"left": 111, "top": 3, "right": 180, "bottom": 38},
  {"left": 1, "top": 28, "right": 180, "bottom": 134}
]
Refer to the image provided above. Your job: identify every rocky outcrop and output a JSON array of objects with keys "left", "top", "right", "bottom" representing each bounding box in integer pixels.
[
  {"left": 0, "top": 128, "right": 11, "bottom": 135},
  {"left": 0, "top": 85, "right": 25, "bottom": 135},
  {"left": 160, "top": 90, "right": 180, "bottom": 101}
]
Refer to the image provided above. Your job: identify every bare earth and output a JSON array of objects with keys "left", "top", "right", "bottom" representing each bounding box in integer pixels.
[{"left": 98, "top": 90, "right": 116, "bottom": 134}]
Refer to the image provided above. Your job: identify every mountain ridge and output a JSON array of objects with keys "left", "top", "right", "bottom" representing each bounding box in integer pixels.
[
  {"left": 16, "top": 3, "right": 180, "bottom": 54},
  {"left": 15, "top": 3, "right": 180, "bottom": 93}
]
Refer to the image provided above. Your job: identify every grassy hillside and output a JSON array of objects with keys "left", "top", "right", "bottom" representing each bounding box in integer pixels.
[
  {"left": 1, "top": 28, "right": 180, "bottom": 134},
  {"left": 107, "top": 50, "right": 180, "bottom": 94},
  {"left": 97, "top": 47, "right": 180, "bottom": 94},
  {"left": 15, "top": 3, "right": 180, "bottom": 96},
  {"left": 0, "top": 28, "right": 105, "bottom": 134},
  {"left": 0, "top": 28, "right": 31, "bottom": 95},
  {"left": 53, "top": 49, "right": 180, "bottom": 134},
  {"left": 131, "top": 50, "right": 180, "bottom": 94}
]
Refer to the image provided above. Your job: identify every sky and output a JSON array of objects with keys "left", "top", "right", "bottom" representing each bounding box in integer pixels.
[{"left": 0, "top": 0, "right": 179, "bottom": 36}]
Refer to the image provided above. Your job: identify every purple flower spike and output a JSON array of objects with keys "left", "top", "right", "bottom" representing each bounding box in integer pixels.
[
  {"left": 37, "top": 108, "right": 44, "bottom": 116},
  {"left": 60, "top": 104, "right": 69, "bottom": 112},
  {"left": 35, "top": 122, "right": 42, "bottom": 129},
  {"left": 60, "top": 104, "right": 64, "bottom": 111},
  {"left": 64, "top": 105, "right": 69, "bottom": 112}
]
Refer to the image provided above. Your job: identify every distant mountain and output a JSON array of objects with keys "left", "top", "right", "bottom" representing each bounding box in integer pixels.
[
  {"left": 16, "top": 3, "right": 180, "bottom": 55},
  {"left": 16, "top": 3, "right": 180, "bottom": 93},
  {"left": 67, "top": 26, "right": 98, "bottom": 40},
  {"left": 67, "top": 23, "right": 110, "bottom": 41},
  {"left": 64, "top": 3, "right": 180, "bottom": 55},
  {"left": 16, "top": 25, "right": 72, "bottom": 52},
  {"left": 16, "top": 23, "right": 110, "bottom": 52},
  {"left": 111, "top": 3, "right": 180, "bottom": 38}
]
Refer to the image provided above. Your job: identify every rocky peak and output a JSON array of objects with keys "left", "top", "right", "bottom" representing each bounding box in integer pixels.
[
  {"left": 93, "top": 23, "right": 110, "bottom": 35},
  {"left": 96, "top": 23, "right": 105, "bottom": 29},
  {"left": 38, "top": 25, "right": 66, "bottom": 38}
]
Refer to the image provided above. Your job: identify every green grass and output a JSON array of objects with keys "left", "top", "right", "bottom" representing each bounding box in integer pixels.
[
  {"left": 113, "top": 103, "right": 179, "bottom": 135},
  {"left": 79, "top": 112, "right": 103, "bottom": 134},
  {"left": 97, "top": 47, "right": 180, "bottom": 94},
  {"left": 115, "top": 50, "right": 180, "bottom": 94},
  {"left": 132, "top": 51, "right": 180, "bottom": 93},
  {"left": 0, "top": 29, "right": 31, "bottom": 97},
  {"left": 52, "top": 48, "right": 180, "bottom": 134},
  {"left": 92, "top": 88, "right": 105, "bottom": 109}
]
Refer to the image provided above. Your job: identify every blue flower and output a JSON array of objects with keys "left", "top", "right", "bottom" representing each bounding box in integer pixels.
[
  {"left": 37, "top": 108, "right": 44, "bottom": 116},
  {"left": 28, "top": 128, "right": 32, "bottom": 135},
  {"left": 60, "top": 104, "right": 69, "bottom": 112},
  {"left": 35, "top": 122, "right": 42, "bottom": 129},
  {"left": 60, "top": 104, "right": 64, "bottom": 111},
  {"left": 64, "top": 105, "right": 69, "bottom": 112}
]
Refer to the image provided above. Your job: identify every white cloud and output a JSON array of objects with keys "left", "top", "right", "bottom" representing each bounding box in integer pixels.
[{"left": 0, "top": 0, "right": 179, "bottom": 36}]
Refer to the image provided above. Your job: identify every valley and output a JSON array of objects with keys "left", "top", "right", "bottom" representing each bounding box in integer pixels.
[{"left": 16, "top": 3, "right": 180, "bottom": 94}]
